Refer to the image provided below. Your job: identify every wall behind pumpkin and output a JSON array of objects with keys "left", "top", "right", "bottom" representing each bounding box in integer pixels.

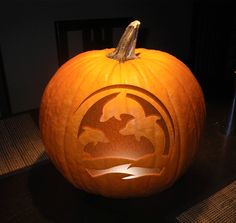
[{"left": 0, "top": 0, "right": 193, "bottom": 114}]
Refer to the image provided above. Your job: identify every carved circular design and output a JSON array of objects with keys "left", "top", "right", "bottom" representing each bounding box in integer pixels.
[{"left": 74, "top": 85, "right": 175, "bottom": 179}]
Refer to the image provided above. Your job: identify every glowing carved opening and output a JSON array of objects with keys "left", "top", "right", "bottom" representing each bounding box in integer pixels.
[
  {"left": 77, "top": 87, "right": 172, "bottom": 180},
  {"left": 87, "top": 164, "right": 163, "bottom": 180}
]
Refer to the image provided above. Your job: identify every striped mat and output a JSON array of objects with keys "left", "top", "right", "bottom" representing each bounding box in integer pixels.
[
  {"left": 0, "top": 113, "right": 48, "bottom": 176},
  {"left": 177, "top": 181, "right": 236, "bottom": 223}
]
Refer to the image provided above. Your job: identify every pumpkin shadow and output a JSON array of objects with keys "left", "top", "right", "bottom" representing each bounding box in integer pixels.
[{"left": 28, "top": 150, "right": 213, "bottom": 223}]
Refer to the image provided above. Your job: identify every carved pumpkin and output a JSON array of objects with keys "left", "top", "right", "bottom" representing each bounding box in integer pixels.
[{"left": 40, "top": 21, "right": 205, "bottom": 198}]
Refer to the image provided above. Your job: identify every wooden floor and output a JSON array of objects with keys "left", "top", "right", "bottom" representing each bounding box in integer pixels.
[
  {"left": 0, "top": 113, "right": 47, "bottom": 176},
  {"left": 0, "top": 99, "right": 235, "bottom": 223},
  {"left": 177, "top": 180, "right": 236, "bottom": 222}
]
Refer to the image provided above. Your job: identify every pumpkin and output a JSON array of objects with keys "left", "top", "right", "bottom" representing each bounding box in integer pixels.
[{"left": 40, "top": 20, "right": 205, "bottom": 198}]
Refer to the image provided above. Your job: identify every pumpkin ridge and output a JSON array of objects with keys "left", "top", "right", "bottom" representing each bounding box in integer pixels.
[
  {"left": 41, "top": 65, "right": 75, "bottom": 178},
  {"left": 163, "top": 56, "right": 205, "bottom": 127},
  {"left": 54, "top": 52, "right": 100, "bottom": 79},
  {"left": 154, "top": 57, "right": 202, "bottom": 142},
  {"left": 64, "top": 60, "right": 111, "bottom": 190},
  {"left": 138, "top": 49, "right": 168, "bottom": 58},
  {"left": 62, "top": 56, "right": 119, "bottom": 191},
  {"left": 134, "top": 58, "right": 181, "bottom": 185},
  {"left": 130, "top": 58, "right": 176, "bottom": 129},
  {"left": 43, "top": 52, "right": 103, "bottom": 120},
  {"left": 129, "top": 61, "right": 178, "bottom": 151},
  {"left": 129, "top": 59, "right": 174, "bottom": 190},
  {"left": 142, "top": 56, "right": 200, "bottom": 130},
  {"left": 50, "top": 55, "right": 106, "bottom": 188},
  {"left": 144, "top": 57, "right": 201, "bottom": 176},
  {"left": 149, "top": 52, "right": 205, "bottom": 116},
  {"left": 128, "top": 60, "right": 150, "bottom": 87},
  {"left": 84, "top": 59, "right": 122, "bottom": 193},
  {"left": 103, "top": 60, "right": 120, "bottom": 84}
]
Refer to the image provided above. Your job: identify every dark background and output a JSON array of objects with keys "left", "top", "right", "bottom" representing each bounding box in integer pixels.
[{"left": 1, "top": 0, "right": 235, "bottom": 117}]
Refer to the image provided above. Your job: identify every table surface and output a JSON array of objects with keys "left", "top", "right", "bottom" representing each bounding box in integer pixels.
[{"left": 0, "top": 100, "right": 235, "bottom": 223}]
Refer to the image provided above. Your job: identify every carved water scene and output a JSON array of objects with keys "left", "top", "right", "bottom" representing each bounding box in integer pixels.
[{"left": 77, "top": 86, "right": 173, "bottom": 180}]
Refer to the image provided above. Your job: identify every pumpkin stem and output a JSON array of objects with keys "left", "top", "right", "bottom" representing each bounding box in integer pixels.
[{"left": 107, "top": 20, "right": 140, "bottom": 63}]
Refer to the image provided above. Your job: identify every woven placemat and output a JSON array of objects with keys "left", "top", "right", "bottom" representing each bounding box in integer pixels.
[
  {"left": 0, "top": 113, "right": 48, "bottom": 176},
  {"left": 177, "top": 181, "right": 236, "bottom": 223}
]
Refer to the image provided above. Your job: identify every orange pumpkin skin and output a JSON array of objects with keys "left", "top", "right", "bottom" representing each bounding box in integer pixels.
[{"left": 40, "top": 48, "right": 205, "bottom": 198}]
